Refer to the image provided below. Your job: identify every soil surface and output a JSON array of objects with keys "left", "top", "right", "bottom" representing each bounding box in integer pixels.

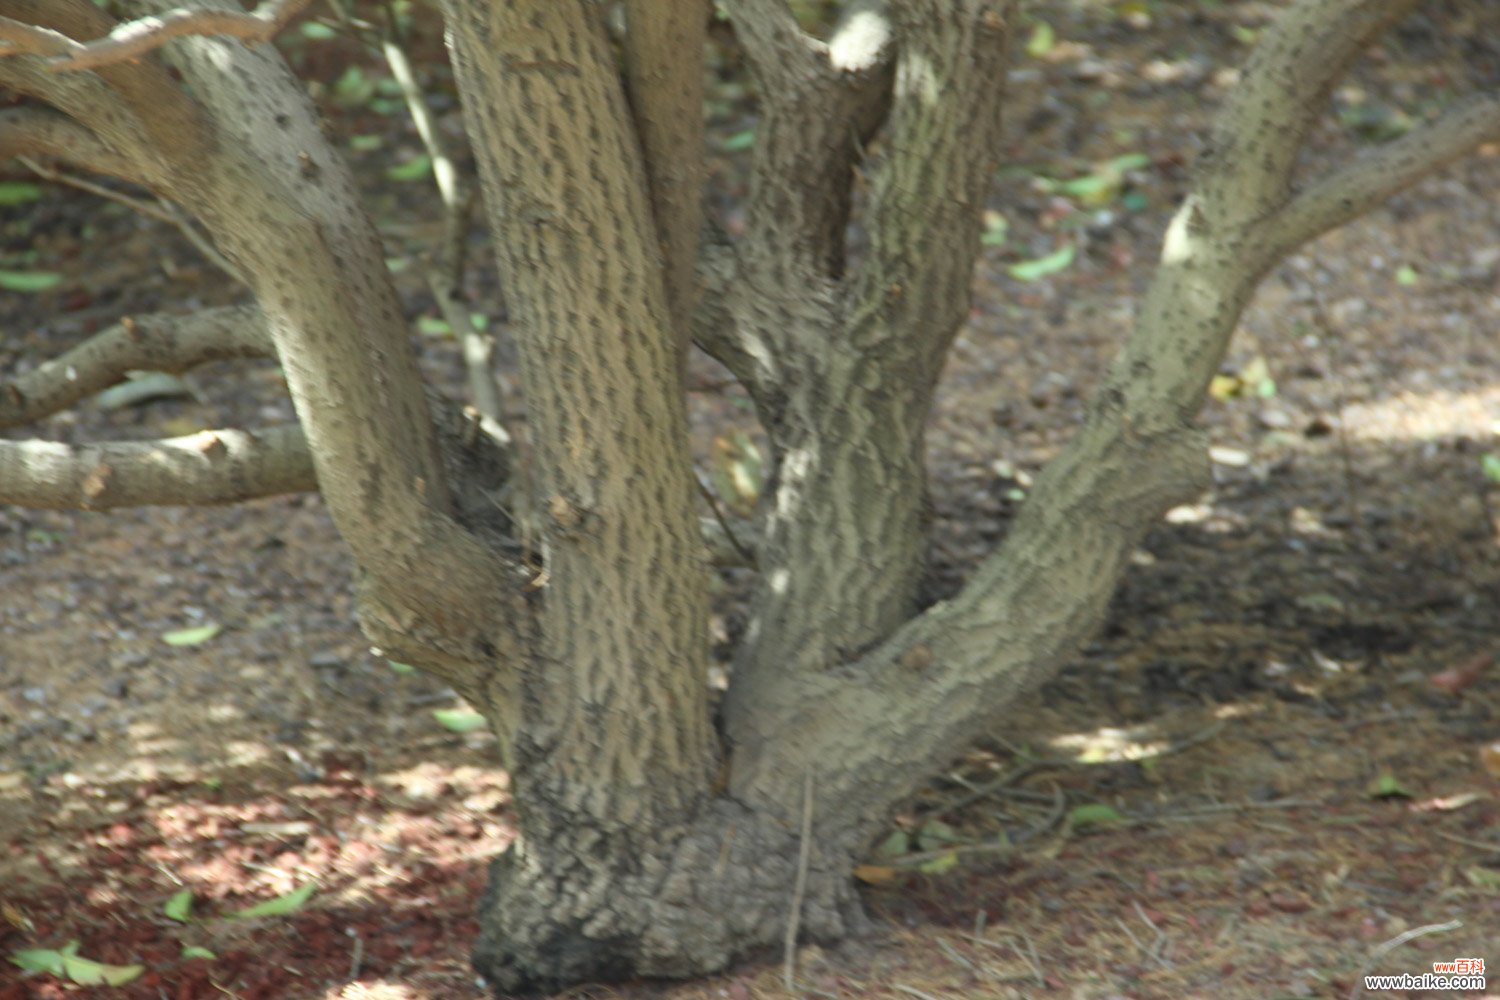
[{"left": 3, "top": 4, "right": 1500, "bottom": 999}]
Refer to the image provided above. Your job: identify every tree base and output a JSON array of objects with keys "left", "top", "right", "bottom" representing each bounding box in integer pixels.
[{"left": 471, "top": 800, "right": 866, "bottom": 995}]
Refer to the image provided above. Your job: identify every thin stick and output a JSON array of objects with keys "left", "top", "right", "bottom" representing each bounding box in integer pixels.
[
  {"left": 783, "top": 770, "right": 815, "bottom": 992},
  {"left": 1348, "top": 919, "right": 1463, "bottom": 1000}
]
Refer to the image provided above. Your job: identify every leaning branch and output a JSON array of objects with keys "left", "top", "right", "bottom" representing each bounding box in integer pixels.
[
  {"left": 0, "top": 106, "right": 137, "bottom": 178},
  {"left": 1197, "top": 0, "right": 1420, "bottom": 230},
  {"left": 0, "top": 305, "right": 270, "bottom": 429},
  {"left": 728, "top": 0, "right": 1486, "bottom": 828},
  {"left": 0, "top": 424, "right": 313, "bottom": 510},
  {"left": 0, "top": 0, "right": 314, "bottom": 71},
  {"left": 1259, "top": 93, "right": 1500, "bottom": 260}
]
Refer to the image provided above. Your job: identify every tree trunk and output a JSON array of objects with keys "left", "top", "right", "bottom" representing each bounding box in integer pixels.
[{"left": 470, "top": 798, "right": 866, "bottom": 992}]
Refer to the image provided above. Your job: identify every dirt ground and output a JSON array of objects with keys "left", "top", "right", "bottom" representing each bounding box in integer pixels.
[{"left": 2, "top": 3, "right": 1499, "bottom": 999}]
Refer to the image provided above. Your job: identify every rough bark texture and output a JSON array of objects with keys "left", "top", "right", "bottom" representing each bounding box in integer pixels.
[
  {"left": 441, "top": 0, "right": 719, "bottom": 987},
  {"left": 6, "top": 0, "right": 1500, "bottom": 994}
]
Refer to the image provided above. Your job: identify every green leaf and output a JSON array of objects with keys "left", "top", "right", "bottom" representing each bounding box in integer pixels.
[
  {"left": 10, "top": 947, "right": 66, "bottom": 975},
  {"left": 917, "top": 850, "right": 960, "bottom": 875},
  {"left": 0, "top": 270, "right": 63, "bottom": 292},
  {"left": 873, "top": 829, "right": 910, "bottom": 859},
  {"left": 163, "top": 889, "right": 194, "bottom": 923},
  {"left": 1007, "top": 244, "right": 1075, "bottom": 281},
  {"left": 162, "top": 623, "right": 222, "bottom": 647},
  {"left": 332, "top": 66, "right": 375, "bottom": 107},
  {"left": 1368, "top": 773, "right": 1410, "bottom": 799},
  {"left": 1025, "top": 21, "right": 1055, "bottom": 58},
  {"left": 232, "top": 882, "right": 316, "bottom": 919},
  {"left": 1480, "top": 454, "right": 1500, "bottom": 483},
  {"left": 1394, "top": 264, "right": 1419, "bottom": 287},
  {"left": 416, "top": 315, "right": 452, "bottom": 338},
  {"left": 299, "top": 21, "right": 337, "bottom": 40},
  {"left": 1068, "top": 803, "right": 1124, "bottom": 830},
  {"left": 1106, "top": 152, "right": 1151, "bottom": 173},
  {"left": 181, "top": 945, "right": 217, "bottom": 960},
  {"left": 60, "top": 954, "right": 144, "bottom": 986},
  {"left": 980, "top": 210, "right": 1009, "bottom": 247},
  {"left": 717, "top": 129, "right": 756, "bottom": 152},
  {"left": 915, "top": 819, "right": 961, "bottom": 851},
  {"left": 432, "top": 709, "right": 487, "bottom": 733},
  {"left": 385, "top": 154, "right": 432, "bottom": 183},
  {"left": 349, "top": 134, "right": 383, "bottom": 152},
  {"left": 0, "top": 181, "right": 44, "bottom": 206},
  {"left": 388, "top": 660, "right": 417, "bottom": 675}
]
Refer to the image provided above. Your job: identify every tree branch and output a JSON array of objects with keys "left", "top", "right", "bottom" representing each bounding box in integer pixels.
[
  {"left": 623, "top": 0, "right": 705, "bottom": 344},
  {"left": 727, "top": 0, "right": 1475, "bottom": 826},
  {"left": 0, "top": 0, "right": 314, "bottom": 71},
  {"left": 0, "top": 424, "right": 313, "bottom": 510},
  {"left": 0, "top": 305, "right": 270, "bottom": 429},
  {"left": 844, "top": 0, "right": 1012, "bottom": 383},
  {"left": 1196, "top": 0, "right": 1420, "bottom": 231},
  {"left": 1259, "top": 92, "right": 1500, "bottom": 260},
  {"left": 0, "top": 106, "right": 138, "bottom": 178},
  {"left": 728, "top": 0, "right": 894, "bottom": 282}
]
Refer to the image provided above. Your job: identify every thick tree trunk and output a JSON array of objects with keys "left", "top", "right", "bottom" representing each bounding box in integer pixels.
[{"left": 470, "top": 799, "right": 866, "bottom": 992}]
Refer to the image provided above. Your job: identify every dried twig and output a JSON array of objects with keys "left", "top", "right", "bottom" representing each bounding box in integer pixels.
[{"left": 782, "top": 771, "right": 815, "bottom": 993}]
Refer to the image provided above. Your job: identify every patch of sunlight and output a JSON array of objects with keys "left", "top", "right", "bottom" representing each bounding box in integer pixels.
[
  {"left": 325, "top": 981, "right": 427, "bottom": 999},
  {"left": 1213, "top": 701, "right": 1261, "bottom": 720},
  {"left": 207, "top": 701, "right": 245, "bottom": 722},
  {"left": 767, "top": 567, "right": 791, "bottom": 593},
  {"left": 219, "top": 741, "right": 272, "bottom": 767},
  {"left": 1339, "top": 385, "right": 1500, "bottom": 442},
  {"left": 1049, "top": 725, "right": 1170, "bottom": 764},
  {"left": 377, "top": 763, "right": 509, "bottom": 800}
]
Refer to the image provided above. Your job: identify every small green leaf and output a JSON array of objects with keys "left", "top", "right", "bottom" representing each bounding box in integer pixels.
[
  {"left": 1106, "top": 152, "right": 1151, "bottom": 173},
  {"left": 61, "top": 954, "right": 144, "bottom": 987},
  {"left": 980, "top": 210, "right": 1009, "bottom": 247},
  {"left": 1068, "top": 803, "right": 1124, "bottom": 830},
  {"left": 717, "top": 129, "right": 756, "bottom": 152},
  {"left": 385, "top": 154, "right": 432, "bottom": 183},
  {"left": 416, "top": 315, "right": 452, "bottom": 338},
  {"left": 388, "top": 660, "right": 417, "bottom": 675},
  {"left": 0, "top": 181, "right": 44, "bottom": 206},
  {"left": 1007, "top": 244, "right": 1075, "bottom": 281},
  {"left": 9, "top": 947, "right": 66, "bottom": 975},
  {"left": 162, "top": 623, "right": 222, "bottom": 647},
  {"left": 181, "top": 945, "right": 217, "bottom": 960},
  {"left": 873, "top": 829, "right": 910, "bottom": 859},
  {"left": 1462, "top": 866, "right": 1500, "bottom": 889},
  {"left": 1394, "top": 264, "right": 1419, "bottom": 287},
  {"left": 349, "top": 134, "right": 384, "bottom": 152},
  {"left": 163, "top": 889, "right": 194, "bottom": 923},
  {"left": 299, "top": 21, "right": 337, "bottom": 40},
  {"left": 1480, "top": 454, "right": 1500, "bottom": 483},
  {"left": 432, "top": 709, "right": 487, "bottom": 733},
  {"left": 915, "top": 819, "right": 961, "bottom": 851},
  {"left": 0, "top": 270, "right": 63, "bottom": 292},
  {"left": 232, "top": 882, "right": 316, "bottom": 919},
  {"left": 1368, "top": 773, "right": 1410, "bottom": 799},
  {"left": 917, "top": 850, "right": 960, "bottom": 875},
  {"left": 1025, "top": 21, "right": 1055, "bottom": 58},
  {"left": 332, "top": 66, "right": 375, "bottom": 107}
]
